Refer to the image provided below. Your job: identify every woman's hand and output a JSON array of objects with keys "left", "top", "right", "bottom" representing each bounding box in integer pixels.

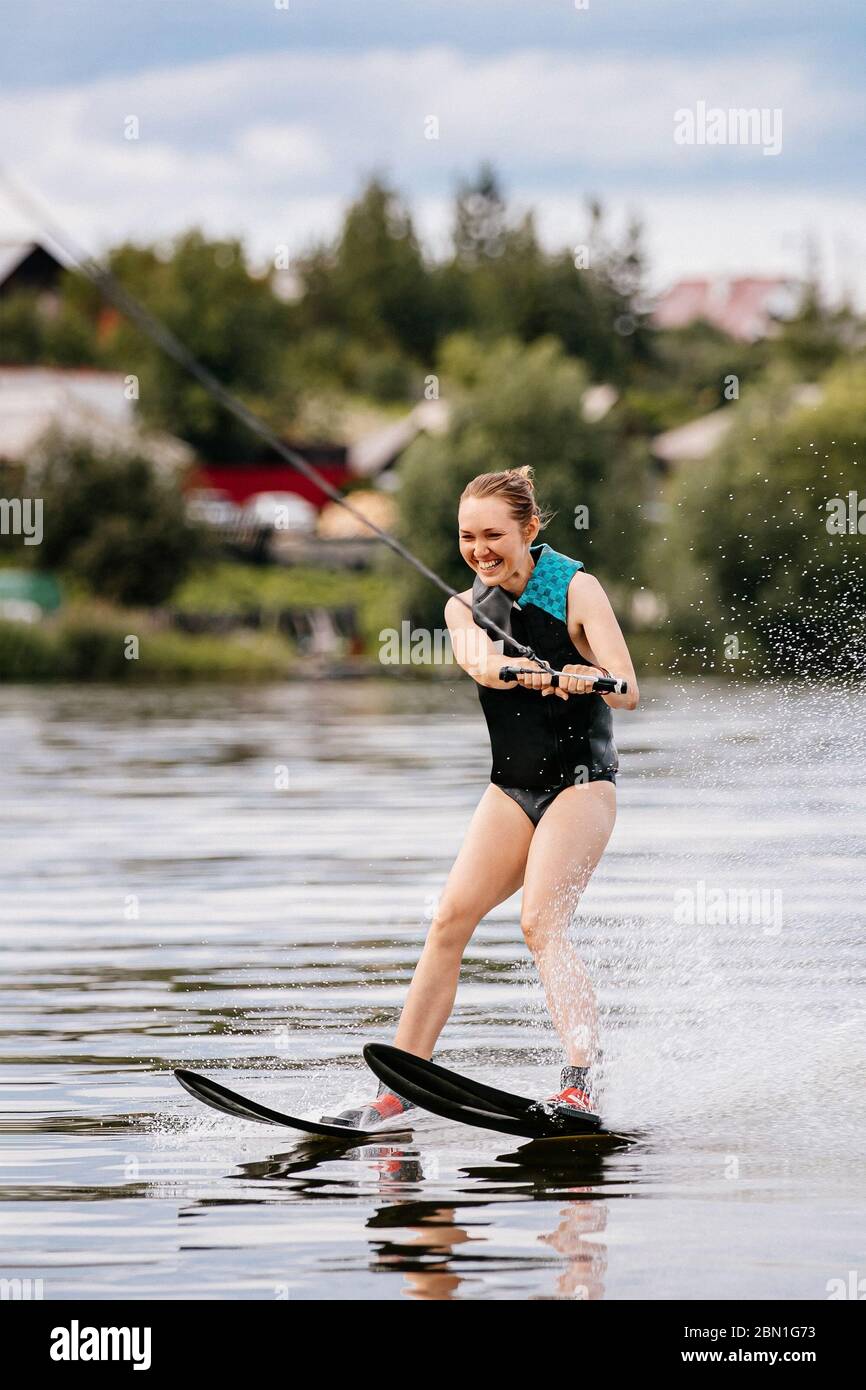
[{"left": 515, "top": 663, "right": 600, "bottom": 699}]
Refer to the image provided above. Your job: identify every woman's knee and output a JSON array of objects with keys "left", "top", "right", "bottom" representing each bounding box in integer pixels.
[
  {"left": 520, "top": 905, "right": 545, "bottom": 954},
  {"left": 427, "top": 899, "right": 477, "bottom": 954},
  {"left": 520, "top": 903, "right": 570, "bottom": 955}
]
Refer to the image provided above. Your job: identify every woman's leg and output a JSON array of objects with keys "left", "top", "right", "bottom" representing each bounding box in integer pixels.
[
  {"left": 519, "top": 781, "right": 616, "bottom": 1066},
  {"left": 393, "top": 786, "right": 535, "bottom": 1057}
]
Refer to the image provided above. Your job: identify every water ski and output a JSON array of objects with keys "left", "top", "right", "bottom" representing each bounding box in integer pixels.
[
  {"left": 174, "top": 1068, "right": 413, "bottom": 1142},
  {"left": 364, "top": 1043, "right": 620, "bottom": 1142}
]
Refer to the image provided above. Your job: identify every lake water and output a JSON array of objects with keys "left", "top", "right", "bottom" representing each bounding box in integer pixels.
[{"left": 1, "top": 676, "right": 864, "bottom": 1301}]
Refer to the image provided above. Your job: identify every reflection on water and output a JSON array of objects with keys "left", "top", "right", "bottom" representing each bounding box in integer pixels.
[{"left": 1, "top": 678, "right": 864, "bottom": 1300}]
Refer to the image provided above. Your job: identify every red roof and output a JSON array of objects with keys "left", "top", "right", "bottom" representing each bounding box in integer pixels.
[
  {"left": 652, "top": 276, "right": 799, "bottom": 341},
  {"left": 191, "top": 460, "right": 350, "bottom": 509}
]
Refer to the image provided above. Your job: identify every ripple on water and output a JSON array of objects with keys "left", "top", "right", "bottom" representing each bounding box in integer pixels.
[{"left": 1, "top": 679, "right": 864, "bottom": 1299}]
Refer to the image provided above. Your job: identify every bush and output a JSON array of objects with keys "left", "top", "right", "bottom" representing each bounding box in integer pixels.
[
  {"left": 171, "top": 562, "right": 397, "bottom": 651},
  {"left": 0, "top": 605, "right": 296, "bottom": 682},
  {"left": 2, "top": 431, "right": 210, "bottom": 606},
  {"left": 56, "top": 609, "right": 137, "bottom": 679},
  {"left": 133, "top": 629, "right": 293, "bottom": 681},
  {"left": 0, "top": 620, "right": 61, "bottom": 679}
]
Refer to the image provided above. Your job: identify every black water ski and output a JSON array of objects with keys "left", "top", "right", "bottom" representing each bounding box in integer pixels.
[
  {"left": 364, "top": 1044, "right": 607, "bottom": 1141},
  {"left": 366, "top": 1042, "right": 600, "bottom": 1127},
  {"left": 174, "top": 1068, "right": 413, "bottom": 1142},
  {"left": 365, "top": 1043, "right": 603, "bottom": 1131}
]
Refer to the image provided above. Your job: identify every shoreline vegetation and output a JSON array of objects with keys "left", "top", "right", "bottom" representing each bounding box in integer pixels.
[
  {"left": 0, "top": 560, "right": 758, "bottom": 683},
  {"left": 0, "top": 619, "right": 702, "bottom": 684},
  {"left": 1, "top": 176, "right": 863, "bottom": 684}
]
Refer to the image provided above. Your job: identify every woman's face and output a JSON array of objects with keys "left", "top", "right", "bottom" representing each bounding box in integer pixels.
[{"left": 458, "top": 495, "right": 539, "bottom": 587}]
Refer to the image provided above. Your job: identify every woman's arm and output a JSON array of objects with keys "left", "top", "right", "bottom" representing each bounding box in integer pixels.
[
  {"left": 444, "top": 593, "right": 522, "bottom": 688},
  {"left": 566, "top": 571, "right": 640, "bottom": 710}
]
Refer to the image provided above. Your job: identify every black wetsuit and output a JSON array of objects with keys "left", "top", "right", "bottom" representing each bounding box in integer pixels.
[{"left": 471, "top": 543, "right": 618, "bottom": 826}]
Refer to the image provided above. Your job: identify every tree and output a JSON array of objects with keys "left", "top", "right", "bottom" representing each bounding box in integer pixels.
[
  {"left": 678, "top": 359, "right": 866, "bottom": 671},
  {"left": 295, "top": 177, "right": 439, "bottom": 366},
  {"left": 7, "top": 432, "right": 209, "bottom": 606},
  {"left": 396, "top": 335, "right": 649, "bottom": 632},
  {"left": 452, "top": 163, "right": 507, "bottom": 266},
  {"left": 0, "top": 283, "right": 98, "bottom": 367},
  {"left": 443, "top": 180, "right": 653, "bottom": 382},
  {"left": 98, "top": 233, "right": 294, "bottom": 459},
  {"left": 622, "top": 321, "right": 768, "bottom": 436},
  {"left": 774, "top": 281, "right": 862, "bottom": 378}
]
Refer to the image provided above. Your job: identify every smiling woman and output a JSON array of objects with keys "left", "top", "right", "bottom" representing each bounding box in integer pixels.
[{"left": 327, "top": 464, "right": 640, "bottom": 1131}]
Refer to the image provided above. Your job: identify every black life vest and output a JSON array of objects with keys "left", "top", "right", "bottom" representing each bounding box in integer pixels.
[{"left": 470, "top": 543, "right": 618, "bottom": 789}]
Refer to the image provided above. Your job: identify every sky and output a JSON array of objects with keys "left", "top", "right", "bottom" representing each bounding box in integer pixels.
[{"left": 0, "top": 0, "right": 864, "bottom": 301}]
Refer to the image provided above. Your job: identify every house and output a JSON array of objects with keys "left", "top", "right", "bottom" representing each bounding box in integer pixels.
[
  {"left": 0, "top": 366, "right": 193, "bottom": 471},
  {"left": 650, "top": 383, "right": 824, "bottom": 470},
  {"left": 192, "top": 440, "right": 351, "bottom": 510},
  {"left": 652, "top": 277, "right": 801, "bottom": 342},
  {"left": 0, "top": 242, "right": 66, "bottom": 304},
  {"left": 651, "top": 408, "right": 735, "bottom": 468}
]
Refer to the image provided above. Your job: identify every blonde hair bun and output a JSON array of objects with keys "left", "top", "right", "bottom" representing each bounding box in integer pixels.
[{"left": 460, "top": 467, "right": 553, "bottom": 530}]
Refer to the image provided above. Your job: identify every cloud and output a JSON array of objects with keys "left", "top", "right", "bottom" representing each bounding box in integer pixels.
[
  {"left": 233, "top": 123, "right": 331, "bottom": 176},
  {"left": 0, "top": 43, "right": 861, "bottom": 296}
]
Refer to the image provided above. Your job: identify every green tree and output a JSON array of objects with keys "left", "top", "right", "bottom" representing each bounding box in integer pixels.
[
  {"left": 99, "top": 232, "right": 294, "bottom": 459},
  {"left": 0, "top": 285, "right": 98, "bottom": 367},
  {"left": 443, "top": 183, "right": 652, "bottom": 383},
  {"left": 0, "top": 291, "right": 47, "bottom": 363},
  {"left": 396, "top": 335, "right": 649, "bottom": 631},
  {"left": 296, "top": 177, "right": 439, "bottom": 368},
  {"left": 622, "top": 321, "right": 769, "bottom": 435},
  {"left": 453, "top": 163, "right": 508, "bottom": 266},
  {"left": 773, "top": 281, "right": 861, "bottom": 378},
  {"left": 678, "top": 359, "right": 866, "bottom": 671},
  {"left": 5, "top": 432, "right": 209, "bottom": 606}
]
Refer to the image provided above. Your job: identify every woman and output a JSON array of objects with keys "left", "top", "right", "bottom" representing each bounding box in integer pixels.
[{"left": 327, "top": 466, "right": 639, "bottom": 1129}]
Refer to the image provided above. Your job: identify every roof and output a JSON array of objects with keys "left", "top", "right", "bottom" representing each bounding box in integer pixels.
[
  {"left": 651, "top": 382, "right": 824, "bottom": 464},
  {"left": 652, "top": 407, "right": 734, "bottom": 463},
  {"left": 348, "top": 398, "right": 450, "bottom": 477},
  {"left": 652, "top": 276, "right": 801, "bottom": 341},
  {"left": 0, "top": 366, "right": 194, "bottom": 470},
  {"left": 0, "top": 241, "right": 66, "bottom": 291},
  {"left": 0, "top": 244, "right": 34, "bottom": 284}
]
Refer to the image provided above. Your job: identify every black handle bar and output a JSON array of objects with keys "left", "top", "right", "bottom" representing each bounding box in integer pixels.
[{"left": 500, "top": 665, "right": 628, "bottom": 695}]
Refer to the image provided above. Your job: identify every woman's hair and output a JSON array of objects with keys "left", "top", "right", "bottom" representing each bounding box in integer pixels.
[{"left": 460, "top": 465, "right": 553, "bottom": 531}]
